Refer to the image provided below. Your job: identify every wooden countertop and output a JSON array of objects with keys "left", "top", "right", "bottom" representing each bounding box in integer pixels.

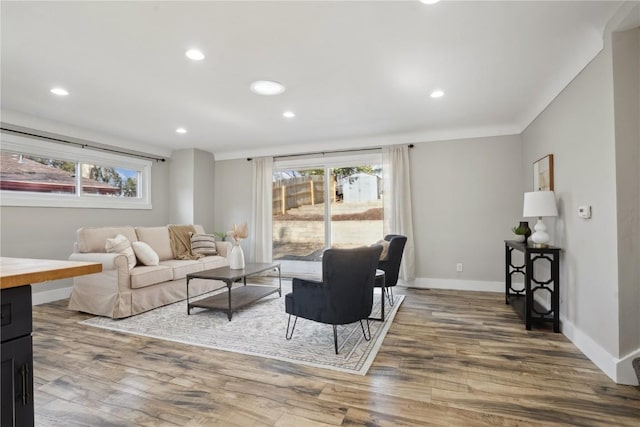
[{"left": 0, "top": 257, "right": 102, "bottom": 289}]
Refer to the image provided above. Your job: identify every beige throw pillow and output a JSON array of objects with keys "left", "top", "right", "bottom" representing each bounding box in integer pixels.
[
  {"left": 372, "top": 239, "right": 390, "bottom": 261},
  {"left": 105, "top": 234, "right": 136, "bottom": 270},
  {"left": 190, "top": 233, "right": 218, "bottom": 256},
  {"left": 131, "top": 241, "right": 160, "bottom": 266}
]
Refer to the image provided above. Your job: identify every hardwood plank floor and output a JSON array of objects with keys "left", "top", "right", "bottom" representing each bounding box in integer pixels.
[{"left": 32, "top": 287, "right": 639, "bottom": 426}]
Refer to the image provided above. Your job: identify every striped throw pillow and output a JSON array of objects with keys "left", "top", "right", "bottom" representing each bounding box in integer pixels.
[
  {"left": 190, "top": 233, "right": 217, "bottom": 256},
  {"left": 105, "top": 234, "right": 137, "bottom": 270}
]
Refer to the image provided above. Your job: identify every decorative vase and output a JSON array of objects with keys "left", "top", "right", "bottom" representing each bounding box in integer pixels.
[
  {"left": 229, "top": 241, "right": 245, "bottom": 269},
  {"left": 519, "top": 221, "right": 531, "bottom": 243}
]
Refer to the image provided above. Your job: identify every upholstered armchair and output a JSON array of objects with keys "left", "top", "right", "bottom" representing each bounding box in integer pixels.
[
  {"left": 284, "top": 245, "right": 383, "bottom": 354},
  {"left": 376, "top": 234, "right": 407, "bottom": 305}
]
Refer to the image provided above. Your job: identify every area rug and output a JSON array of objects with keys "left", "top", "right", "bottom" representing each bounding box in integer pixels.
[{"left": 80, "top": 282, "right": 403, "bottom": 375}]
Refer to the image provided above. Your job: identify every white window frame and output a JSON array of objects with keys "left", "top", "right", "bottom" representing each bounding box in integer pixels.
[{"left": 1, "top": 133, "right": 152, "bottom": 209}]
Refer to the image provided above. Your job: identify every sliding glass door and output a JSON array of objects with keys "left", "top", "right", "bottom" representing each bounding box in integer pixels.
[
  {"left": 272, "top": 154, "right": 382, "bottom": 276},
  {"left": 272, "top": 168, "right": 327, "bottom": 264}
]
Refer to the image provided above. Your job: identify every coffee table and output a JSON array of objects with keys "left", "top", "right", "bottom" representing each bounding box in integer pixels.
[{"left": 186, "top": 263, "right": 281, "bottom": 321}]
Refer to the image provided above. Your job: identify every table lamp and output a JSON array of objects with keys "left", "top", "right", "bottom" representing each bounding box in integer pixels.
[{"left": 523, "top": 191, "right": 558, "bottom": 247}]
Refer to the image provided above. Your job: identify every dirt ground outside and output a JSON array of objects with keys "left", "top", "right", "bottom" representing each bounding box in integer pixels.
[{"left": 273, "top": 200, "right": 383, "bottom": 261}]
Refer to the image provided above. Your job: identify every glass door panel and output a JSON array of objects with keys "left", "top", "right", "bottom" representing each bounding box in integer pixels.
[
  {"left": 273, "top": 168, "right": 326, "bottom": 275},
  {"left": 330, "top": 164, "right": 383, "bottom": 250},
  {"left": 272, "top": 155, "right": 383, "bottom": 277}
]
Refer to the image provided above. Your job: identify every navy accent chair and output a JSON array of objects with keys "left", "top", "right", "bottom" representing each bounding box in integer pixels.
[
  {"left": 376, "top": 234, "right": 407, "bottom": 305},
  {"left": 285, "top": 245, "right": 383, "bottom": 354}
]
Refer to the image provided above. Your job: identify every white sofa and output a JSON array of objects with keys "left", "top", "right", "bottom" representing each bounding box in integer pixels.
[{"left": 68, "top": 225, "right": 230, "bottom": 318}]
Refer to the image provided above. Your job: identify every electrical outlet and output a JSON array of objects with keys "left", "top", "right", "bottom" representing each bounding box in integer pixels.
[{"left": 456, "top": 263, "right": 463, "bottom": 272}]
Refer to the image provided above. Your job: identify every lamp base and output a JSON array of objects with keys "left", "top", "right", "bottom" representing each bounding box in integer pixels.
[{"left": 530, "top": 218, "right": 551, "bottom": 247}]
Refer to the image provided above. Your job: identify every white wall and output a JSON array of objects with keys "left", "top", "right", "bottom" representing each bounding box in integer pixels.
[
  {"left": 612, "top": 27, "right": 640, "bottom": 358},
  {"left": 213, "top": 135, "right": 524, "bottom": 288},
  {"left": 521, "top": 23, "right": 640, "bottom": 383},
  {"left": 169, "top": 149, "right": 195, "bottom": 225},
  {"left": 193, "top": 149, "right": 216, "bottom": 233},
  {"left": 524, "top": 42, "right": 619, "bottom": 355},
  {"left": 213, "top": 158, "right": 252, "bottom": 256},
  {"left": 410, "top": 135, "right": 523, "bottom": 286},
  {"left": 169, "top": 148, "right": 216, "bottom": 232}
]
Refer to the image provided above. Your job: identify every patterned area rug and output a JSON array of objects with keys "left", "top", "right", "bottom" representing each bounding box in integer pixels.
[{"left": 80, "top": 282, "right": 403, "bottom": 375}]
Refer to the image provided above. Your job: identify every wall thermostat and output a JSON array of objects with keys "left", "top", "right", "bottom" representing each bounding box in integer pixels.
[{"left": 578, "top": 205, "right": 592, "bottom": 219}]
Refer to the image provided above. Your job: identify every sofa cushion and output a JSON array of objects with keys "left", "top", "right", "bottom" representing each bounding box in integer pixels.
[
  {"left": 190, "top": 233, "right": 218, "bottom": 256},
  {"left": 131, "top": 241, "right": 160, "bottom": 266},
  {"left": 77, "top": 226, "right": 137, "bottom": 253},
  {"left": 135, "top": 227, "right": 173, "bottom": 261},
  {"left": 159, "top": 259, "right": 204, "bottom": 280},
  {"left": 199, "top": 255, "right": 229, "bottom": 271},
  {"left": 130, "top": 265, "right": 173, "bottom": 289},
  {"left": 105, "top": 234, "right": 136, "bottom": 270}
]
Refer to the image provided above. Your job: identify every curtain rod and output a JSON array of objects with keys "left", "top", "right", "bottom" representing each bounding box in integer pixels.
[
  {"left": 247, "top": 144, "right": 413, "bottom": 161},
  {"left": 0, "top": 127, "right": 166, "bottom": 162}
]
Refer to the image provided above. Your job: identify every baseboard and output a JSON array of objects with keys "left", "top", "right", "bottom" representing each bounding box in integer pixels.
[
  {"left": 32, "top": 286, "right": 72, "bottom": 306},
  {"left": 615, "top": 348, "right": 640, "bottom": 385},
  {"left": 409, "top": 278, "right": 638, "bottom": 385},
  {"left": 406, "top": 277, "right": 503, "bottom": 292},
  {"left": 531, "top": 293, "right": 639, "bottom": 385},
  {"left": 559, "top": 317, "right": 619, "bottom": 383}
]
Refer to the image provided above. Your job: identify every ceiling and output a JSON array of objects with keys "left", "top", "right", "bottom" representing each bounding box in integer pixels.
[{"left": 0, "top": 1, "right": 627, "bottom": 160}]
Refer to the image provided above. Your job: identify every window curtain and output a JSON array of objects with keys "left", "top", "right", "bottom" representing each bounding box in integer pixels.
[
  {"left": 251, "top": 157, "right": 273, "bottom": 263},
  {"left": 383, "top": 145, "right": 416, "bottom": 281}
]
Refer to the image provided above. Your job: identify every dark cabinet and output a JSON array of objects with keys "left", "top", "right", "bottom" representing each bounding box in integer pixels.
[
  {"left": 1, "top": 285, "right": 34, "bottom": 427},
  {"left": 1, "top": 335, "right": 34, "bottom": 427}
]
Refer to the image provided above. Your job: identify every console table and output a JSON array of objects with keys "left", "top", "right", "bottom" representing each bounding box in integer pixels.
[
  {"left": 504, "top": 241, "right": 561, "bottom": 332},
  {"left": 1, "top": 257, "right": 102, "bottom": 427}
]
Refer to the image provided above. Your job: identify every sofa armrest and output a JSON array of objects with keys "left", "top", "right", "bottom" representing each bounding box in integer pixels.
[
  {"left": 216, "top": 241, "right": 231, "bottom": 258},
  {"left": 69, "top": 252, "right": 125, "bottom": 271},
  {"left": 69, "top": 252, "right": 131, "bottom": 293}
]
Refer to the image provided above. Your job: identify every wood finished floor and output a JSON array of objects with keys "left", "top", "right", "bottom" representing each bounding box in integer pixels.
[{"left": 32, "top": 287, "right": 640, "bottom": 426}]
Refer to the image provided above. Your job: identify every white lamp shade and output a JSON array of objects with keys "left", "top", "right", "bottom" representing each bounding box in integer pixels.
[{"left": 523, "top": 191, "right": 558, "bottom": 218}]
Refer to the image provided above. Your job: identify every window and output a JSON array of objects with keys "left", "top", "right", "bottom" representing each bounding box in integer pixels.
[
  {"left": 273, "top": 153, "right": 383, "bottom": 275},
  {"left": 0, "top": 132, "right": 152, "bottom": 209}
]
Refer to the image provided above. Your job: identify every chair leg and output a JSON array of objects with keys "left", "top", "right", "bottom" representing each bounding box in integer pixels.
[
  {"left": 360, "top": 319, "right": 371, "bottom": 341},
  {"left": 333, "top": 325, "right": 339, "bottom": 354},
  {"left": 285, "top": 314, "right": 298, "bottom": 340},
  {"left": 386, "top": 287, "right": 395, "bottom": 306}
]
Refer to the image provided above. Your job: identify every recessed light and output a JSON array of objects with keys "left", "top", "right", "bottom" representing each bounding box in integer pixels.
[
  {"left": 185, "top": 49, "right": 205, "bottom": 61},
  {"left": 176, "top": 127, "right": 187, "bottom": 134},
  {"left": 250, "top": 80, "right": 286, "bottom": 96},
  {"left": 430, "top": 89, "right": 445, "bottom": 98},
  {"left": 50, "top": 87, "right": 69, "bottom": 96},
  {"left": 420, "top": 0, "right": 441, "bottom": 4},
  {"left": 283, "top": 111, "right": 296, "bottom": 119}
]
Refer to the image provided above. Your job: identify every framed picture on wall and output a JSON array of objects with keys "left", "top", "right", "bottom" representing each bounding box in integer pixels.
[{"left": 533, "top": 154, "right": 554, "bottom": 191}]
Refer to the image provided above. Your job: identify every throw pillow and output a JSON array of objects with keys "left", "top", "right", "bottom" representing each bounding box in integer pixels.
[
  {"left": 372, "top": 239, "right": 390, "bottom": 261},
  {"left": 105, "top": 234, "right": 136, "bottom": 270},
  {"left": 190, "top": 233, "right": 218, "bottom": 256},
  {"left": 131, "top": 241, "right": 160, "bottom": 266}
]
